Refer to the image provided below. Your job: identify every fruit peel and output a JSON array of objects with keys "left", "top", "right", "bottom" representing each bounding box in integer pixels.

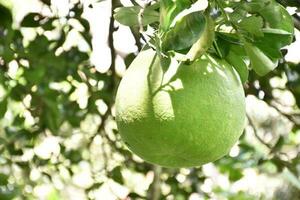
[{"left": 116, "top": 49, "right": 246, "bottom": 168}]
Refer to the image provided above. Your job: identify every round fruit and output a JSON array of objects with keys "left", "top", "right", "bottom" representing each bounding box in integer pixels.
[{"left": 115, "top": 49, "right": 246, "bottom": 168}]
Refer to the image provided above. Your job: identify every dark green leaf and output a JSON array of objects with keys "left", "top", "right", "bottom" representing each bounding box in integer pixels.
[
  {"left": 0, "top": 174, "right": 8, "bottom": 186},
  {"left": 124, "top": 53, "right": 136, "bottom": 67},
  {"left": 271, "top": 136, "right": 285, "bottom": 153},
  {"left": 239, "top": 15, "right": 264, "bottom": 37},
  {"left": 258, "top": 1, "right": 294, "bottom": 35},
  {"left": 0, "top": 4, "right": 13, "bottom": 28},
  {"left": 162, "top": 11, "right": 206, "bottom": 52},
  {"left": 27, "top": 35, "right": 49, "bottom": 55},
  {"left": 42, "top": 18, "right": 55, "bottom": 30},
  {"left": 253, "top": 28, "right": 292, "bottom": 59},
  {"left": 226, "top": 50, "right": 249, "bottom": 83},
  {"left": 242, "top": 0, "right": 269, "bottom": 13},
  {"left": 128, "top": 192, "right": 146, "bottom": 199},
  {"left": 216, "top": 32, "right": 241, "bottom": 45},
  {"left": 110, "top": 166, "right": 124, "bottom": 184},
  {"left": 24, "top": 67, "right": 46, "bottom": 84},
  {"left": 86, "top": 182, "right": 104, "bottom": 192},
  {"left": 21, "top": 13, "right": 45, "bottom": 27},
  {"left": 160, "top": 55, "right": 171, "bottom": 72},
  {"left": 230, "top": 6, "right": 248, "bottom": 23},
  {"left": 39, "top": 0, "right": 51, "bottom": 6},
  {"left": 0, "top": 97, "right": 8, "bottom": 118},
  {"left": 7, "top": 143, "right": 23, "bottom": 155},
  {"left": 71, "top": 3, "right": 84, "bottom": 17},
  {"left": 160, "top": 0, "right": 196, "bottom": 31},
  {"left": 78, "top": 18, "right": 90, "bottom": 32},
  {"left": 45, "top": 106, "right": 61, "bottom": 133},
  {"left": 228, "top": 169, "right": 243, "bottom": 181},
  {"left": 65, "top": 150, "right": 82, "bottom": 163}
]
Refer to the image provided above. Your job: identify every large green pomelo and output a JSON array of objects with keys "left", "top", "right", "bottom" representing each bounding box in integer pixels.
[{"left": 115, "top": 49, "right": 246, "bottom": 168}]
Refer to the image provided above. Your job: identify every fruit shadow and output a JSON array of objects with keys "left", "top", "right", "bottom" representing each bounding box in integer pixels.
[{"left": 145, "top": 55, "right": 205, "bottom": 158}]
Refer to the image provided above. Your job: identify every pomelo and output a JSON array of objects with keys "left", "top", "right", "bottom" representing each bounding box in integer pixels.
[{"left": 115, "top": 49, "right": 246, "bottom": 168}]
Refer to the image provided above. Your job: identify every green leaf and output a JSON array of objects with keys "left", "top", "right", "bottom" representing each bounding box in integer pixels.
[
  {"left": 238, "top": 16, "right": 264, "bottom": 37},
  {"left": 253, "top": 28, "right": 292, "bottom": 59},
  {"left": 43, "top": 97, "right": 62, "bottom": 133},
  {"left": 114, "top": 6, "right": 159, "bottom": 27},
  {"left": 42, "top": 18, "right": 56, "bottom": 30},
  {"left": 40, "top": 0, "right": 51, "bottom": 6},
  {"left": 242, "top": 0, "right": 269, "bottom": 13},
  {"left": 230, "top": 6, "right": 248, "bottom": 23},
  {"left": 78, "top": 18, "right": 90, "bottom": 32},
  {"left": 128, "top": 192, "right": 146, "bottom": 199},
  {"left": 124, "top": 53, "right": 136, "bottom": 67},
  {"left": 228, "top": 168, "right": 243, "bottom": 181},
  {"left": 24, "top": 67, "right": 46, "bottom": 84},
  {"left": 216, "top": 32, "right": 241, "bottom": 45},
  {"left": 226, "top": 50, "right": 249, "bottom": 83},
  {"left": 86, "top": 182, "right": 104, "bottom": 192},
  {"left": 0, "top": 188, "right": 19, "bottom": 200},
  {"left": 271, "top": 136, "right": 285, "bottom": 153},
  {"left": 245, "top": 1, "right": 294, "bottom": 37},
  {"left": 65, "top": 150, "right": 82, "bottom": 163},
  {"left": 0, "top": 4, "right": 12, "bottom": 28},
  {"left": 186, "top": 14, "right": 215, "bottom": 61},
  {"left": 162, "top": 11, "right": 206, "bottom": 52},
  {"left": 244, "top": 42, "right": 278, "bottom": 76},
  {"left": 239, "top": 1, "right": 294, "bottom": 76},
  {"left": 0, "top": 97, "right": 8, "bottom": 119},
  {"left": 110, "top": 166, "right": 124, "bottom": 184},
  {"left": 0, "top": 137, "right": 6, "bottom": 145},
  {"left": 214, "top": 32, "right": 241, "bottom": 58},
  {"left": 160, "top": 0, "right": 195, "bottom": 31},
  {"left": 0, "top": 173, "right": 8, "bottom": 185},
  {"left": 21, "top": 13, "right": 45, "bottom": 27},
  {"left": 258, "top": 1, "right": 294, "bottom": 35}
]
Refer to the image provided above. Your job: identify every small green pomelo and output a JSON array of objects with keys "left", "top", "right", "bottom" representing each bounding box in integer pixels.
[{"left": 115, "top": 49, "right": 246, "bottom": 168}]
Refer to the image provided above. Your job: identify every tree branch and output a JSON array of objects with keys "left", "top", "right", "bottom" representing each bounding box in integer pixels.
[
  {"left": 130, "top": 27, "right": 142, "bottom": 51},
  {"left": 246, "top": 114, "right": 273, "bottom": 149},
  {"left": 292, "top": 13, "right": 300, "bottom": 32},
  {"left": 269, "top": 102, "right": 300, "bottom": 126},
  {"left": 147, "top": 166, "right": 162, "bottom": 200}
]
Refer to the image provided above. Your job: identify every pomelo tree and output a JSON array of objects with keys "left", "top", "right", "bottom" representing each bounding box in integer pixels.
[{"left": 114, "top": 0, "right": 295, "bottom": 168}]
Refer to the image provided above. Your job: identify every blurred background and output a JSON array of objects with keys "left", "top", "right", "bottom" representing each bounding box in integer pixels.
[{"left": 0, "top": 0, "right": 300, "bottom": 199}]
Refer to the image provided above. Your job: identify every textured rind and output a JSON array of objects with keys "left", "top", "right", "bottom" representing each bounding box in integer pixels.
[{"left": 115, "top": 49, "right": 246, "bottom": 168}]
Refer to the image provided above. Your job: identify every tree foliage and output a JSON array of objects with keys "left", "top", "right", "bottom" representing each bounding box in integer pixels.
[{"left": 0, "top": 0, "right": 299, "bottom": 199}]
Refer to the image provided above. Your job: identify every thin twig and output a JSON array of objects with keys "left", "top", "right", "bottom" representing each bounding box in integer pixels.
[
  {"left": 147, "top": 166, "right": 162, "bottom": 200},
  {"left": 246, "top": 113, "right": 273, "bottom": 149},
  {"left": 269, "top": 102, "right": 300, "bottom": 126},
  {"left": 138, "top": 7, "right": 145, "bottom": 33},
  {"left": 247, "top": 113, "right": 291, "bottom": 158},
  {"left": 130, "top": 27, "right": 142, "bottom": 51}
]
